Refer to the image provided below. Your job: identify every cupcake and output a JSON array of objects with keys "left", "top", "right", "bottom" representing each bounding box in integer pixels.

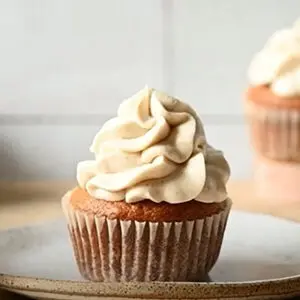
[
  {"left": 245, "top": 19, "right": 300, "bottom": 202},
  {"left": 246, "top": 19, "right": 300, "bottom": 161},
  {"left": 62, "top": 87, "right": 231, "bottom": 282}
]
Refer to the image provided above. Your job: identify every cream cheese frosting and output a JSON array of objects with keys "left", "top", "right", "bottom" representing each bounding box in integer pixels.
[
  {"left": 77, "top": 87, "right": 230, "bottom": 204},
  {"left": 248, "top": 19, "right": 300, "bottom": 97}
]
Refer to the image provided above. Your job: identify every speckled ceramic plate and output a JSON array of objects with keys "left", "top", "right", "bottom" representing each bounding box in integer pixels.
[{"left": 0, "top": 211, "right": 300, "bottom": 300}]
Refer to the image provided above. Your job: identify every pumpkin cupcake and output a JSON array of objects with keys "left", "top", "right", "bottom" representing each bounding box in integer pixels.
[
  {"left": 246, "top": 19, "right": 300, "bottom": 161},
  {"left": 62, "top": 87, "right": 231, "bottom": 282}
]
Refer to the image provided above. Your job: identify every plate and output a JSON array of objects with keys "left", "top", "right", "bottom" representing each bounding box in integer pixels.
[{"left": 0, "top": 210, "right": 300, "bottom": 299}]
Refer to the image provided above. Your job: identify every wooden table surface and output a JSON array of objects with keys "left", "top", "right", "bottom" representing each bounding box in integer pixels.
[{"left": 1, "top": 180, "right": 300, "bottom": 299}]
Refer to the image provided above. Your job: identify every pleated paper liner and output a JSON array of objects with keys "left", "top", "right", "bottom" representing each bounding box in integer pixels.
[
  {"left": 62, "top": 197, "right": 232, "bottom": 282},
  {"left": 246, "top": 100, "right": 300, "bottom": 162}
]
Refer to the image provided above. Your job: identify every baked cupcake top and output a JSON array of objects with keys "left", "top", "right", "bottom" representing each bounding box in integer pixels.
[
  {"left": 248, "top": 19, "right": 300, "bottom": 97},
  {"left": 77, "top": 87, "right": 230, "bottom": 204}
]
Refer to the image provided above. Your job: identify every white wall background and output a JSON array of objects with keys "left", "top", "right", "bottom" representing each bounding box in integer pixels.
[{"left": 1, "top": 0, "right": 300, "bottom": 180}]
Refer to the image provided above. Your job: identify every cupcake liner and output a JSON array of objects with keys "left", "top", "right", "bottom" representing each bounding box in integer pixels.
[
  {"left": 246, "top": 100, "right": 300, "bottom": 162},
  {"left": 62, "top": 198, "right": 231, "bottom": 282}
]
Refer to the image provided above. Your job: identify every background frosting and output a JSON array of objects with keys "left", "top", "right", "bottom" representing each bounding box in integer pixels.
[
  {"left": 248, "top": 20, "right": 300, "bottom": 97},
  {"left": 77, "top": 87, "right": 230, "bottom": 204}
]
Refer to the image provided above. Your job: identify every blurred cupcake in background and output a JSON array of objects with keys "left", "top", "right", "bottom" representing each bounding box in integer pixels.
[
  {"left": 246, "top": 19, "right": 300, "bottom": 202},
  {"left": 246, "top": 19, "right": 300, "bottom": 161},
  {"left": 62, "top": 87, "right": 231, "bottom": 282}
]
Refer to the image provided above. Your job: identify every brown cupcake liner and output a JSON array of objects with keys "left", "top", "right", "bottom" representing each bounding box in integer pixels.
[
  {"left": 62, "top": 198, "right": 231, "bottom": 282},
  {"left": 246, "top": 100, "right": 300, "bottom": 162}
]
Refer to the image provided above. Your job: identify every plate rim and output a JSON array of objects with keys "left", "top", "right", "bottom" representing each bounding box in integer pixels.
[
  {"left": 1, "top": 273, "right": 300, "bottom": 299},
  {"left": 2, "top": 211, "right": 300, "bottom": 298}
]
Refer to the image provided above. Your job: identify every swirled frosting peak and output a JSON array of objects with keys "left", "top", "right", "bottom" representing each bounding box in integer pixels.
[
  {"left": 248, "top": 19, "right": 300, "bottom": 97},
  {"left": 77, "top": 87, "right": 230, "bottom": 204}
]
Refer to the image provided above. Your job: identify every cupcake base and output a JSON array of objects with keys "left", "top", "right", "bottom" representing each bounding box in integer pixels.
[
  {"left": 62, "top": 191, "right": 231, "bottom": 282},
  {"left": 254, "top": 156, "right": 300, "bottom": 203},
  {"left": 246, "top": 86, "right": 300, "bottom": 162}
]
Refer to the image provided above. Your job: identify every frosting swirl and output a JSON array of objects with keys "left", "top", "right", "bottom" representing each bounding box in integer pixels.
[
  {"left": 248, "top": 19, "right": 300, "bottom": 97},
  {"left": 77, "top": 87, "right": 230, "bottom": 204}
]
